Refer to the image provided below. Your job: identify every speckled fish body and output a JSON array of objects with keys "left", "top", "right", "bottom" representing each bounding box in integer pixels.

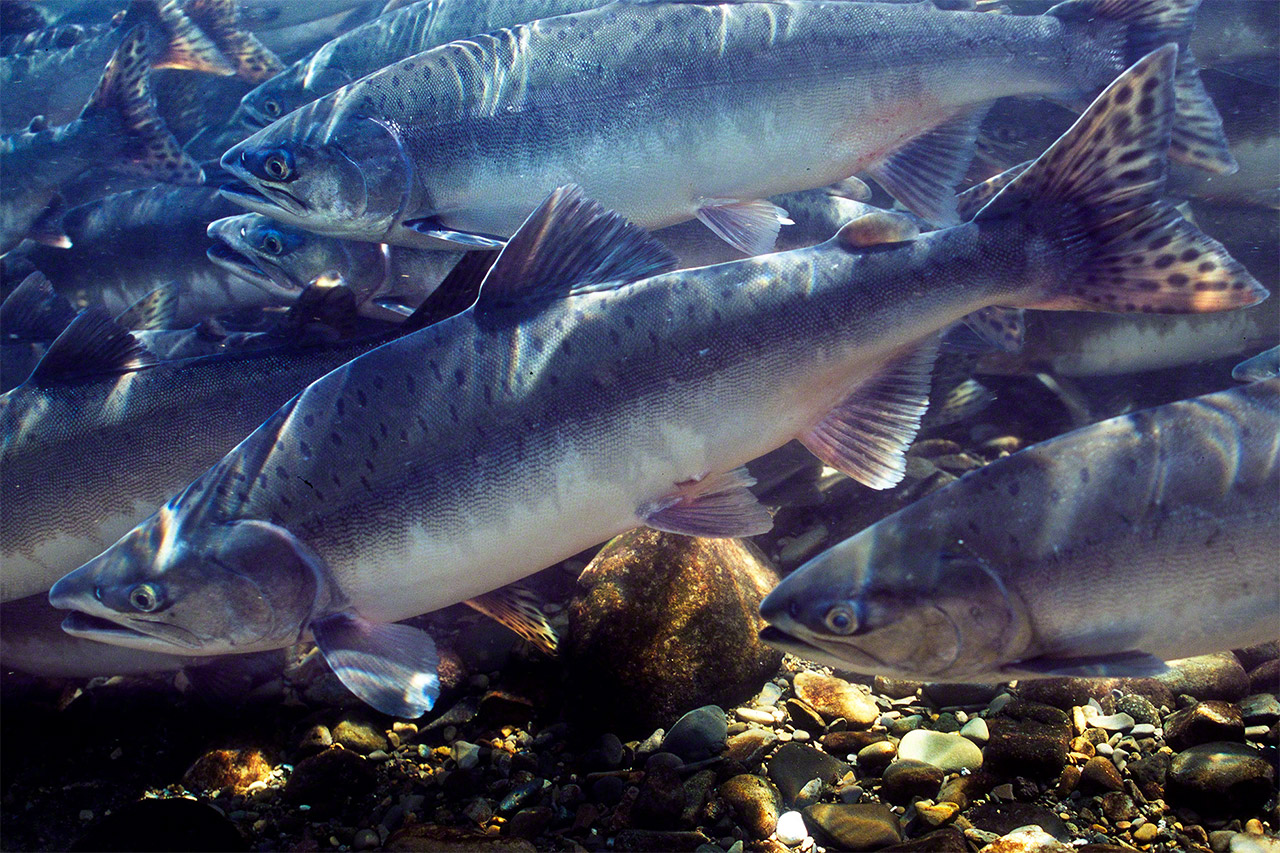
[
  {"left": 760, "top": 379, "right": 1280, "bottom": 681},
  {"left": 237, "top": 0, "right": 612, "bottom": 129},
  {"left": 221, "top": 0, "right": 1234, "bottom": 250}
]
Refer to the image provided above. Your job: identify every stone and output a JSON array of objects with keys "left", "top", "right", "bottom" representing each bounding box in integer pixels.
[
  {"left": 182, "top": 748, "right": 273, "bottom": 795},
  {"left": 1241, "top": 693, "right": 1280, "bottom": 726},
  {"left": 1158, "top": 654, "right": 1250, "bottom": 701},
  {"left": 784, "top": 699, "right": 826, "bottom": 734},
  {"left": 284, "top": 748, "right": 377, "bottom": 817},
  {"left": 614, "top": 830, "right": 712, "bottom": 852},
  {"left": 719, "top": 774, "right": 782, "bottom": 839},
  {"left": 566, "top": 530, "right": 783, "bottom": 732},
  {"left": 879, "top": 759, "right": 944, "bottom": 805},
  {"left": 967, "top": 802, "right": 1070, "bottom": 842},
  {"left": 1229, "top": 834, "right": 1280, "bottom": 853},
  {"left": 882, "top": 827, "right": 969, "bottom": 852},
  {"left": 854, "top": 740, "right": 897, "bottom": 776},
  {"left": 822, "top": 730, "right": 885, "bottom": 757},
  {"left": 726, "top": 728, "right": 777, "bottom": 764},
  {"left": 1078, "top": 756, "right": 1124, "bottom": 794},
  {"left": 597, "top": 732, "right": 626, "bottom": 768},
  {"left": 1127, "top": 751, "right": 1171, "bottom": 800},
  {"left": 766, "top": 742, "right": 851, "bottom": 804},
  {"left": 1132, "top": 823, "right": 1159, "bottom": 844},
  {"left": 1165, "top": 701, "right": 1245, "bottom": 750},
  {"left": 507, "top": 807, "right": 553, "bottom": 840},
  {"left": 298, "top": 724, "right": 333, "bottom": 754},
  {"left": 802, "top": 803, "right": 902, "bottom": 851},
  {"left": 793, "top": 671, "right": 879, "bottom": 728},
  {"left": 452, "top": 741, "right": 482, "bottom": 770},
  {"left": 775, "top": 810, "right": 807, "bottom": 846},
  {"left": 385, "top": 825, "right": 537, "bottom": 851},
  {"left": 984, "top": 716, "right": 1069, "bottom": 779},
  {"left": 961, "top": 717, "right": 990, "bottom": 745},
  {"left": 978, "top": 825, "right": 1072, "bottom": 853},
  {"left": 663, "top": 705, "right": 728, "bottom": 762},
  {"left": 1167, "top": 742, "right": 1276, "bottom": 814},
  {"left": 332, "top": 717, "right": 389, "bottom": 754},
  {"left": 633, "top": 753, "right": 688, "bottom": 829},
  {"left": 1116, "top": 695, "right": 1160, "bottom": 726},
  {"left": 915, "top": 800, "right": 960, "bottom": 827},
  {"left": 897, "top": 729, "right": 983, "bottom": 773},
  {"left": 1017, "top": 679, "right": 1173, "bottom": 712},
  {"left": 1099, "top": 792, "right": 1137, "bottom": 823},
  {"left": 922, "top": 683, "right": 1004, "bottom": 708},
  {"left": 1248, "top": 660, "right": 1280, "bottom": 695},
  {"left": 937, "top": 770, "right": 1000, "bottom": 810},
  {"left": 1087, "top": 712, "right": 1134, "bottom": 732},
  {"left": 875, "top": 677, "right": 925, "bottom": 700},
  {"left": 70, "top": 799, "right": 247, "bottom": 852},
  {"left": 1235, "top": 642, "right": 1280, "bottom": 672},
  {"left": 353, "top": 828, "right": 380, "bottom": 850}
]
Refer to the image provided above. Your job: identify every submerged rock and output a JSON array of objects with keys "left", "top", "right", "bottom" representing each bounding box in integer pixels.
[
  {"left": 566, "top": 530, "right": 782, "bottom": 733},
  {"left": 1167, "top": 742, "right": 1276, "bottom": 814},
  {"left": 793, "top": 671, "right": 879, "bottom": 728},
  {"left": 802, "top": 803, "right": 901, "bottom": 851}
]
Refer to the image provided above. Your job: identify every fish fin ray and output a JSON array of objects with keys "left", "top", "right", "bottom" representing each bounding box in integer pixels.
[
  {"left": 465, "top": 586, "right": 559, "bottom": 656},
  {"left": 272, "top": 274, "right": 360, "bottom": 341},
  {"left": 976, "top": 46, "right": 1266, "bottom": 313},
  {"left": 955, "top": 160, "right": 1033, "bottom": 222},
  {"left": 402, "top": 251, "right": 496, "bottom": 331},
  {"left": 865, "top": 106, "right": 989, "bottom": 226},
  {"left": 834, "top": 210, "right": 921, "bottom": 249},
  {"left": 799, "top": 337, "right": 939, "bottom": 489},
  {"left": 923, "top": 378, "right": 995, "bottom": 429},
  {"left": 960, "top": 306, "right": 1024, "bottom": 353},
  {"left": 28, "top": 309, "right": 151, "bottom": 386},
  {"left": 640, "top": 466, "right": 773, "bottom": 538},
  {"left": 1005, "top": 650, "right": 1168, "bottom": 678},
  {"left": 180, "top": 0, "right": 283, "bottom": 83},
  {"left": 311, "top": 612, "right": 440, "bottom": 718},
  {"left": 123, "top": 0, "right": 235, "bottom": 76},
  {"left": 474, "top": 185, "right": 678, "bottom": 314},
  {"left": 401, "top": 218, "right": 507, "bottom": 248},
  {"left": 27, "top": 196, "right": 72, "bottom": 248},
  {"left": 1233, "top": 346, "right": 1280, "bottom": 383},
  {"left": 695, "top": 198, "right": 793, "bottom": 255},
  {"left": 0, "top": 272, "right": 75, "bottom": 342},
  {"left": 115, "top": 283, "right": 182, "bottom": 331},
  {"left": 825, "top": 177, "right": 873, "bottom": 202}
]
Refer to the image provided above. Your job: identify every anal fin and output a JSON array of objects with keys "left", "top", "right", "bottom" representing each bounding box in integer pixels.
[
  {"left": 465, "top": 585, "right": 559, "bottom": 656},
  {"left": 799, "top": 338, "right": 939, "bottom": 490},
  {"left": 866, "top": 107, "right": 989, "bottom": 226},
  {"left": 311, "top": 612, "right": 440, "bottom": 718},
  {"left": 28, "top": 309, "right": 151, "bottom": 387},
  {"left": 639, "top": 466, "right": 773, "bottom": 538},
  {"left": 1005, "top": 650, "right": 1169, "bottom": 679},
  {"left": 695, "top": 198, "right": 793, "bottom": 256}
]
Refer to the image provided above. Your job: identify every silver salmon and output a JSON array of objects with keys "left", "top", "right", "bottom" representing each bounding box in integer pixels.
[
  {"left": 49, "top": 48, "right": 1267, "bottom": 717},
  {"left": 759, "top": 378, "right": 1280, "bottom": 681},
  {"left": 221, "top": 0, "right": 1236, "bottom": 255}
]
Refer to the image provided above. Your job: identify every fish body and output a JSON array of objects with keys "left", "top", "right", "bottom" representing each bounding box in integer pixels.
[
  {"left": 0, "top": 26, "right": 202, "bottom": 254},
  {"left": 50, "top": 48, "right": 1267, "bottom": 717},
  {"left": 759, "top": 378, "right": 1280, "bottom": 680},
  {"left": 222, "top": 0, "right": 1235, "bottom": 253}
]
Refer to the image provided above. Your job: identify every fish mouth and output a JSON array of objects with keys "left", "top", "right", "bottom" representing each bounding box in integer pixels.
[
  {"left": 759, "top": 625, "right": 832, "bottom": 659},
  {"left": 219, "top": 179, "right": 308, "bottom": 219},
  {"left": 206, "top": 243, "right": 298, "bottom": 296},
  {"left": 61, "top": 611, "right": 202, "bottom": 651}
]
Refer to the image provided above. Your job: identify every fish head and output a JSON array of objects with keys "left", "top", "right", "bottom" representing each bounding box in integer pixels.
[
  {"left": 48, "top": 509, "right": 324, "bottom": 656},
  {"left": 220, "top": 96, "right": 412, "bottom": 242},
  {"left": 759, "top": 526, "right": 1025, "bottom": 681}
]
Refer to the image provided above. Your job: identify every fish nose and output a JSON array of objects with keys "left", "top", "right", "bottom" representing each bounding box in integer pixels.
[
  {"left": 757, "top": 585, "right": 792, "bottom": 624},
  {"left": 47, "top": 570, "right": 86, "bottom": 609}
]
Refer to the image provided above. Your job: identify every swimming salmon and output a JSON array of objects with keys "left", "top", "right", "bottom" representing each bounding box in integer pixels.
[{"left": 51, "top": 48, "right": 1266, "bottom": 717}]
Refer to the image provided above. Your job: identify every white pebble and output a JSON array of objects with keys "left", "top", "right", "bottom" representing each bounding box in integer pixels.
[
  {"left": 1131, "top": 723, "right": 1157, "bottom": 738},
  {"left": 775, "top": 811, "right": 808, "bottom": 847},
  {"left": 1089, "top": 712, "right": 1136, "bottom": 732},
  {"left": 736, "top": 707, "right": 775, "bottom": 725},
  {"left": 1095, "top": 742, "right": 1114, "bottom": 756},
  {"left": 960, "top": 717, "right": 989, "bottom": 745}
]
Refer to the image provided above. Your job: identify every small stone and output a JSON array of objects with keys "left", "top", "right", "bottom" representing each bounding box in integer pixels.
[
  {"left": 1166, "top": 700, "right": 1245, "bottom": 751},
  {"left": 879, "top": 760, "right": 944, "bottom": 806},
  {"left": 1099, "top": 792, "right": 1137, "bottom": 823},
  {"left": 299, "top": 725, "right": 333, "bottom": 753},
  {"left": 284, "top": 749, "right": 377, "bottom": 818},
  {"left": 915, "top": 800, "right": 960, "bottom": 827},
  {"left": 726, "top": 728, "right": 777, "bottom": 764},
  {"left": 353, "top": 828, "right": 380, "bottom": 850},
  {"left": 775, "top": 811, "right": 807, "bottom": 847},
  {"left": 1249, "top": 660, "right": 1280, "bottom": 695},
  {"left": 591, "top": 775, "right": 626, "bottom": 806},
  {"left": 737, "top": 707, "right": 776, "bottom": 725},
  {"left": 663, "top": 705, "right": 728, "bottom": 762},
  {"left": 960, "top": 717, "right": 990, "bottom": 745},
  {"left": 1087, "top": 712, "right": 1135, "bottom": 732},
  {"left": 754, "top": 682, "right": 785, "bottom": 707},
  {"left": 597, "top": 732, "right": 626, "bottom": 768},
  {"left": 854, "top": 740, "right": 897, "bottom": 777},
  {"left": 984, "top": 716, "right": 1069, "bottom": 779},
  {"left": 767, "top": 742, "right": 851, "bottom": 804},
  {"left": 822, "top": 730, "right": 885, "bottom": 757},
  {"left": 979, "top": 825, "right": 1071, "bottom": 853},
  {"left": 967, "top": 802, "right": 1069, "bottom": 843},
  {"left": 793, "top": 671, "right": 879, "bottom": 728},
  {"left": 79, "top": 810, "right": 93, "bottom": 821},
  {"left": 1079, "top": 756, "right": 1124, "bottom": 793},
  {"left": 1116, "top": 694, "right": 1161, "bottom": 726},
  {"left": 1132, "top": 822, "right": 1159, "bottom": 843},
  {"left": 1167, "top": 741, "right": 1276, "bottom": 814},
  {"left": 793, "top": 778, "right": 823, "bottom": 810},
  {"left": 507, "top": 807, "right": 553, "bottom": 839},
  {"left": 896, "top": 729, "right": 983, "bottom": 773},
  {"left": 785, "top": 699, "right": 826, "bottom": 734},
  {"left": 1130, "top": 723, "right": 1157, "bottom": 738},
  {"left": 719, "top": 774, "right": 782, "bottom": 840},
  {"left": 887, "top": 715, "right": 924, "bottom": 737},
  {"left": 452, "top": 741, "right": 481, "bottom": 770},
  {"left": 183, "top": 748, "right": 274, "bottom": 795},
  {"left": 802, "top": 803, "right": 902, "bottom": 851},
  {"left": 1240, "top": 694, "right": 1280, "bottom": 726},
  {"left": 333, "top": 718, "right": 389, "bottom": 754}
]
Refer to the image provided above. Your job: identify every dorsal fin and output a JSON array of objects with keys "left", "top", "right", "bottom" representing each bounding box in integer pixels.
[
  {"left": 28, "top": 309, "right": 151, "bottom": 386},
  {"left": 0, "top": 272, "right": 75, "bottom": 342},
  {"left": 402, "top": 251, "right": 496, "bottom": 331},
  {"left": 115, "top": 283, "right": 181, "bottom": 331},
  {"left": 473, "top": 185, "right": 678, "bottom": 315}
]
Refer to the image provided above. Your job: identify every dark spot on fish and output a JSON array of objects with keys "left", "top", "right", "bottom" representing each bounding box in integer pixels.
[
  {"left": 1136, "top": 96, "right": 1155, "bottom": 117},
  {"left": 331, "top": 473, "right": 342, "bottom": 486},
  {"left": 609, "top": 328, "right": 621, "bottom": 345},
  {"left": 369, "top": 435, "right": 379, "bottom": 451},
  {"left": 276, "top": 466, "right": 289, "bottom": 479},
  {"left": 1137, "top": 280, "right": 1159, "bottom": 291},
  {"left": 365, "top": 459, "right": 374, "bottom": 473},
  {"left": 1080, "top": 467, "right": 1090, "bottom": 483},
  {"left": 1180, "top": 248, "right": 1200, "bottom": 262},
  {"left": 1153, "top": 254, "right": 1175, "bottom": 269},
  {"left": 399, "top": 429, "right": 408, "bottom": 442},
  {"left": 1048, "top": 489, "right": 1060, "bottom": 503},
  {"left": 624, "top": 315, "right": 636, "bottom": 330},
  {"left": 1113, "top": 84, "right": 1132, "bottom": 105},
  {"left": 331, "top": 431, "right": 343, "bottom": 446},
  {"left": 304, "top": 413, "right": 314, "bottom": 427},
  {"left": 430, "top": 360, "right": 442, "bottom": 381},
  {"left": 299, "top": 441, "right": 312, "bottom": 459},
  {"left": 483, "top": 385, "right": 492, "bottom": 405},
  {"left": 356, "top": 389, "right": 368, "bottom": 407},
  {"left": 1142, "top": 76, "right": 1159, "bottom": 94},
  {"left": 449, "top": 403, "right": 458, "bottom": 423},
  {"left": 336, "top": 398, "right": 345, "bottom": 416},
  {"left": 549, "top": 374, "right": 559, "bottom": 386},
  {"left": 1007, "top": 480, "right": 1020, "bottom": 497},
  {"left": 1168, "top": 273, "right": 1189, "bottom": 287},
  {"left": 1125, "top": 457, "right": 1138, "bottom": 475},
  {"left": 1148, "top": 235, "right": 1172, "bottom": 251},
  {"left": 416, "top": 415, "right": 429, "bottom": 433},
  {"left": 455, "top": 368, "right": 465, "bottom": 386}
]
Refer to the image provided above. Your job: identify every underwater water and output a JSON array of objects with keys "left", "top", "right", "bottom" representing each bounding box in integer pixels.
[{"left": 1, "top": 0, "right": 1277, "bottom": 850}]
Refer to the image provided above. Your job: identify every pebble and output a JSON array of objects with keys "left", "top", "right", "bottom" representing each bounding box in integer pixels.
[
  {"left": 916, "top": 799, "right": 960, "bottom": 827},
  {"left": 960, "top": 717, "right": 990, "bottom": 745},
  {"left": 1157, "top": 653, "right": 1250, "bottom": 702},
  {"left": 353, "top": 828, "right": 379, "bottom": 850},
  {"left": 802, "top": 803, "right": 901, "bottom": 850},
  {"left": 1240, "top": 693, "right": 1280, "bottom": 726},
  {"left": 1087, "top": 712, "right": 1135, "bottom": 732},
  {"left": 984, "top": 716, "right": 1070, "bottom": 778},
  {"left": 182, "top": 748, "right": 273, "bottom": 795},
  {"left": 1116, "top": 694, "right": 1161, "bottom": 726},
  {"left": 879, "top": 759, "right": 944, "bottom": 805},
  {"left": 855, "top": 740, "right": 898, "bottom": 776},
  {"left": 332, "top": 718, "right": 389, "bottom": 754},
  {"left": 1132, "top": 822, "right": 1160, "bottom": 844},
  {"left": 725, "top": 728, "right": 777, "bottom": 764},
  {"left": 775, "top": 811, "right": 807, "bottom": 846},
  {"left": 897, "top": 729, "right": 983, "bottom": 773},
  {"left": 784, "top": 699, "right": 825, "bottom": 734},
  {"left": 754, "top": 682, "right": 785, "bottom": 708},
  {"left": 452, "top": 741, "right": 481, "bottom": 770},
  {"left": 718, "top": 774, "right": 781, "bottom": 839},
  {"left": 737, "top": 707, "right": 776, "bottom": 725},
  {"left": 1165, "top": 701, "right": 1244, "bottom": 751},
  {"left": 1130, "top": 723, "right": 1157, "bottom": 738},
  {"left": 1079, "top": 756, "right": 1124, "bottom": 793},
  {"left": 979, "top": 825, "right": 1071, "bottom": 853},
  {"left": 1230, "top": 834, "right": 1280, "bottom": 853},
  {"left": 662, "top": 705, "right": 728, "bottom": 762},
  {"left": 1167, "top": 741, "right": 1276, "bottom": 813},
  {"left": 792, "top": 671, "right": 879, "bottom": 728},
  {"left": 767, "top": 743, "right": 851, "bottom": 804}
]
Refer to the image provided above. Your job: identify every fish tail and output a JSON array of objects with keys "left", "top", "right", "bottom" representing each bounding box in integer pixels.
[
  {"left": 180, "top": 0, "right": 284, "bottom": 84},
  {"left": 81, "top": 26, "right": 205, "bottom": 185},
  {"left": 975, "top": 45, "right": 1266, "bottom": 314},
  {"left": 120, "top": 0, "right": 235, "bottom": 76},
  {"left": 1048, "top": 0, "right": 1236, "bottom": 174}
]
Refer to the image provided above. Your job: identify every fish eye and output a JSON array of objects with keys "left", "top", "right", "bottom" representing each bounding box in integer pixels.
[
  {"left": 823, "top": 603, "right": 858, "bottom": 635},
  {"left": 128, "top": 583, "right": 160, "bottom": 612},
  {"left": 264, "top": 152, "right": 291, "bottom": 181},
  {"left": 264, "top": 99, "right": 281, "bottom": 118},
  {"left": 261, "top": 231, "right": 284, "bottom": 255}
]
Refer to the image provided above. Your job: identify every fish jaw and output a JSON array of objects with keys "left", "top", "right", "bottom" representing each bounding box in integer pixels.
[{"left": 205, "top": 214, "right": 310, "bottom": 300}]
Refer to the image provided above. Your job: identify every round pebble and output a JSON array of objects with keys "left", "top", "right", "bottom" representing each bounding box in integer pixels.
[
  {"left": 775, "top": 810, "right": 807, "bottom": 846},
  {"left": 896, "top": 729, "right": 983, "bottom": 773}
]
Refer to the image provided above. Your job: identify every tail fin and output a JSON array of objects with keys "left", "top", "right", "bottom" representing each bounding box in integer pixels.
[
  {"left": 181, "top": 0, "right": 284, "bottom": 83},
  {"left": 81, "top": 26, "right": 205, "bottom": 185},
  {"left": 1047, "top": 0, "right": 1236, "bottom": 174},
  {"left": 120, "top": 0, "right": 234, "bottom": 76},
  {"left": 975, "top": 45, "right": 1267, "bottom": 314}
]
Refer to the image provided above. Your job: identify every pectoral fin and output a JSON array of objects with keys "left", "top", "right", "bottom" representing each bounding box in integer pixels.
[
  {"left": 695, "top": 198, "right": 793, "bottom": 256},
  {"left": 1005, "top": 650, "right": 1169, "bottom": 678},
  {"left": 310, "top": 612, "right": 441, "bottom": 718},
  {"left": 640, "top": 466, "right": 774, "bottom": 538},
  {"left": 401, "top": 217, "right": 507, "bottom": 249}
]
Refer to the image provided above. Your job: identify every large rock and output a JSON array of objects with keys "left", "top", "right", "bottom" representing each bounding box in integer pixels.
[
  {"left": 718, "top": 774, "right": 781, "bottom": 839},
  {"left": 1164, "top": 701, "right": 1245, "bottom": 751},
  {"left": 793, "top": 671, "right": 879, "bottom": 728},
  {"left": 802, "top": 803, "right": 902, "bottom": 851},
  {"left": 983, "top": 716, "right": 1069, "bottom": 779},
  {"left": 767, "top": 742, "right": 852, "bottom": 804},
  {"left": 566, "top": 530, "right": 783, "bottom": 732},
  {"left": 661, "top": 705, "right": 727, "bottom": 762},
  {"left": 879, "top": 759, "right": 944, "bottom": 805},
  {"left": 1157, "top": 654, "right": 1250, "bottom": 702},
  {"left": 1167, "top": 742, "right": 1276, "bottom": 815}
]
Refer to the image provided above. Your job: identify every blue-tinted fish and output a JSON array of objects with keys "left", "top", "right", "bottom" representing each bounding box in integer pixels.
[{"left": 50, "top": 49, "right": 1266, "bottom": 717}]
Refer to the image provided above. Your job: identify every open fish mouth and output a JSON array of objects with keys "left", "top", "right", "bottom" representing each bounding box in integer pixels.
[
  {"left": 219, "top": 180, "right": 308, "bottom": 218},
  {"left": 205, "top": 243, "right": 298, "bottom": 296},
  {"left": 758, "top": 625, "right": 832, "bottom": 659},
  {"left": 61, "top": 611, "right": 201, "bottom": 650}
]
